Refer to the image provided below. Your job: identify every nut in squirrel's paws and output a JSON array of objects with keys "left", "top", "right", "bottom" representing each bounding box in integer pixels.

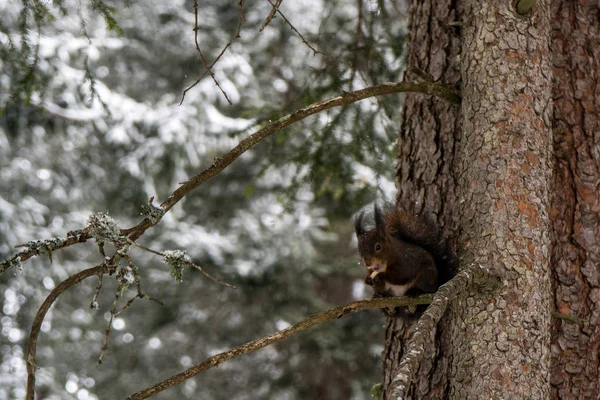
[
  {"left": 407, "top": 304, "right": 417, "bottom": 313},
  {"left": 365, "top": 270, "right": 382, "bottom": 286}
]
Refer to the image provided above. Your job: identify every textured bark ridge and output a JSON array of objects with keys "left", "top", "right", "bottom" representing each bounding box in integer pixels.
[
  {"left": 384, "top": 0, "right": 462, "bottom": 397},
  {"left": 453, "top": 0, "right": 553, "bottom": 398},
  {"left": 550, "top": 2, "right": 600, "bottom": 398}
]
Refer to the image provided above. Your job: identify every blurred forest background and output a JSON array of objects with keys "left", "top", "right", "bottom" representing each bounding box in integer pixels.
[{"left": 0, "top": 1, "right": 408, "bottom": 399}]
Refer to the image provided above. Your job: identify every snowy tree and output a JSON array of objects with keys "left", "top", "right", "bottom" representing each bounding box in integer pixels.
[
  {"left": 2, "top": 0, "right": 598, "bottom": 399},
  {"left": 1, "top": 1, "right": 406, "bottom": 399}
]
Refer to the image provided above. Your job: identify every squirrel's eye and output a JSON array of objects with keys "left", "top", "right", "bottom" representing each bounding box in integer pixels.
[{"left": 375, "top": 243, "right": 381, "bottom": 252}]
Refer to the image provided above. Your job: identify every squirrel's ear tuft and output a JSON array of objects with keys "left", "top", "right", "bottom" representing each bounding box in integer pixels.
[
  {"left": 374, "top": 203, "right": 385, "bottom": 235},
  {"left": 354, "top": 210, "right": 366, "bottom": 236}
]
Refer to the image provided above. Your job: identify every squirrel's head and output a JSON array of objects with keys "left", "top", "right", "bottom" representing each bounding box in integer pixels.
[{"left": 355, "top": 204, "right": 390, "bottom": 274}]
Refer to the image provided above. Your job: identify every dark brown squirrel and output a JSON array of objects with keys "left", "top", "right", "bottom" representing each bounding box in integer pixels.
[{"left": 354, "top": 203, "right": 456, "bottom": 303}]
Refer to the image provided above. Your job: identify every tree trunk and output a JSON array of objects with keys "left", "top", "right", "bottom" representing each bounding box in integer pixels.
[
  {"left": 381, "top": 0, "right": 597, "bottom": 398},
  {"left": 451, "top": 0, "right": 553, "bottom": 397},
  {"left": 550, "top": 1, "right": 600, "bottom": 398},
  {"left": 385, "top": 0, "right": 462, "bottom": 397}
]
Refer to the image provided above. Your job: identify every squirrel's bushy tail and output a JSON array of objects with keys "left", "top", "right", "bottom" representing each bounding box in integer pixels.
[{"left": 383, "top": 204, "right": 457, "bottom": 285}]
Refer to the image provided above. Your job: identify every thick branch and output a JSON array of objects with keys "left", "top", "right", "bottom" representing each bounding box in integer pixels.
[
  {"left": 26, "top": 265, "right": 105, "bottom": 400},
  {"left": 127, "top": 80, "right": 460, "bottom": 242},
  {"left": 126, "top": 294, "right": 434, "bottom": 400},
  {"left": 388, "top": 264, "right": 497, "bottom": 399},
  {"left": 2, "top": 80, "right": 460, "bottom": 267}
]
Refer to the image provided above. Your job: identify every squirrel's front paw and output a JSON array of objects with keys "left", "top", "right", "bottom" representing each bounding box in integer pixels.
[{"left": 370, "top": 273, "right": 382, "bottom": 286}]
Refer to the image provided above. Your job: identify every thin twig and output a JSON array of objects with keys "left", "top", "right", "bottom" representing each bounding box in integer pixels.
[
  {"left": 128, "top": 239, "right": 236, "bottom": 289},
  {"left": 117, "top": 255, "right": 164, "bottom": 314},
  {"left": 181, "top": 0, "right": 245, "bottom": 105},
  {"left": 115, "top": 291, "right": 164, "bottom": 317},
  {"left": 552, "top": 311, "right": 586, "bottom": 325},
  {"left": 267, "top": 0, "right": 322, "bottom": 56},
  {"left": 349, "top": 0, "right": 364, "bottom": 88},
  {"left": 26, "top": 265, "right": 105, "bottom": 400},
  {"left": 115, "top": 295, "right": 138, "bottom": 316},
  {"left": 98, "top": 241, "right": 107, "bottom": 258},
  {"left": 188, "top": 261, "right": 236, "bottom": 288},
  {"left": 90, "top": 271, "right": 104, "bottom": 309},
  {"left": 260, "top": 0, "right": 282, "bottom": 31},
  {"left": 3, "top": 80, "right": 460, "bottom": 269},
  {"left": 98, "top": 284, "right": 121, "bottom": 364},
  {"left": 126, "top": 294, "right": 434, "bottom": 400},
  {"left": 128, "top": 240, "right": 163, "bottom": 257},
  {"left": 191, "top": 0, "right": 232, "bottom": 105}
]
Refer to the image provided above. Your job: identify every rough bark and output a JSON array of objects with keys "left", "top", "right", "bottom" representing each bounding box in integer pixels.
[
  {"left": 452, "top": 0, "right": 554, "bottom": 397},
  {"left": 384, "top": 0, "right": 462, "bottom": 397},
  {"left": 550, "top": 1, "right": 600, "bottom": 398},
  {"left": 386, "top": 0, "right": 557, "bottom": 399}
]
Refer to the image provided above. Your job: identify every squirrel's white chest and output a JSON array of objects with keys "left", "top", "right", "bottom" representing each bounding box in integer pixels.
[{"left": 384, "top": 281, "right": 412, "bottom": 296}]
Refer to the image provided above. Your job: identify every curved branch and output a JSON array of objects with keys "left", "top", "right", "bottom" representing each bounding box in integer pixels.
[
  {"left": 126, "top": 294, "right": 434, "bottom": 400},
  {"left": 388, "top": 264, "right": 497, "bottom": 399},
  {"left": 126, "top": 80, "right": 460, "bottom": 241},
  {"left": 2, "top": 80, "right": 460, "bottom": 266},
  {"left": 26, "top": 265, "right": 105, "bottom": 400}
]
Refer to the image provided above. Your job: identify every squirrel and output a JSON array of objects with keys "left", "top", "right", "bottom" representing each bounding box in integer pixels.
[{"left": 354, "top": 203, "right": 456, "bottom": 314}]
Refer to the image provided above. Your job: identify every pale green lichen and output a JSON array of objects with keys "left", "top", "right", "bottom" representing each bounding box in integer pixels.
[
  {"left": 85, "top": 212, "right": 121, "bottom": 243},
  {"left": 116, "top": 265, "right": 136, "bottom": 296},
  {"left": 163, "top": 250, "right": 191, "bottom": 283},
  {"left": 1, "top": 256, "right": 23, "bottom": 274},
  {"left": 141, "top": 202, "right": 165, "bottom": 225},
  {"left": 26, "top": 239, "right": 53, "bottom": 255},
  {"left": 1, "top": 236, "right": 69, "bottom": 273}
]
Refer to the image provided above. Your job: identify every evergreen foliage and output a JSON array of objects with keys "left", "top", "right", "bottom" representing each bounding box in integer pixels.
[{"left": 0, "top": 1, "right": 406, "bottom": 398}]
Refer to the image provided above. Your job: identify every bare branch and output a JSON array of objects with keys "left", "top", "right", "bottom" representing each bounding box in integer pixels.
[
  {"left": 126, "top": 294, "right": 433, "bottom": 400},
  {"left": 267, "top": 0, "right": 322, "bottom": 56},
  {"left": 191, "top": 0, "right": 232, "bottom": 105},
  {"left": 127, "top": 80, "right": 460, "bottom": 242},
  {"left": 260, "top": 0, "right": 282, "bottom": 31},
  {"left": 551, "top": 311, "right": 586, "bottom": 325},
  {"left": 2, "top": 80, "right": 459, "bottom": 270},
  {"left": 181, "top": 0, "right": 246, "bottom": 104},
  {"left": 129, "top": 240, "right": 235, "bottom": 288},
  {"left": 388, "top": 264, "right": 498, "bottom": 399},
  {"left": 165, "top": 81, "right": 460, "bottom": 212},
  {"left": 26, "top": 265, "right": 105, "bottom": 400},
  {"left": 98, "top": 281, "right": 122, "bottom": 364},
  {"left": 90, "top": 272, "right": 104, "bottom": 309}
]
